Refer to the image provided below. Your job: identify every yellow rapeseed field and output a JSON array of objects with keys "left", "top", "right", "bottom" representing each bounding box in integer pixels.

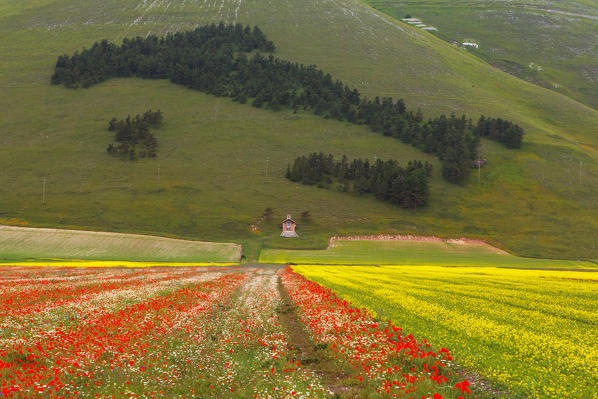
[{"left": 292, "top": 265, "right": 598, "bottom": 398}]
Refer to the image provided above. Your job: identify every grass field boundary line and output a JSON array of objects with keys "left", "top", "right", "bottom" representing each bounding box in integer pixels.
[
  {"left": 0, "top": 261, "right": 240, "bottom": 268},
  {"left": 272, "top": 261, "right": 598, "bottom": 271},
  {"left": 501, "top": 266, "right": 598, "bottom": 272}
]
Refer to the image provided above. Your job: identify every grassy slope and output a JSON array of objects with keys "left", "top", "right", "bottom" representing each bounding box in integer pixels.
[
  {"left": 365, "top": 0, "right": 598, "bottom": 110},
  {"left": 260, "top": 240, "right": 597, "bottom": 268},
  {"left": 0, "top": 225, "right": 241, "bottom": 262},
  {"left": 0, "top": 0, "right": 597, "bottom": 260}
]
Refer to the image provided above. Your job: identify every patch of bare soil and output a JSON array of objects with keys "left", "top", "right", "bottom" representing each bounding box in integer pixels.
[
  {"left": 458, "top": 369, "right": 516, "bottom": 399},
  {"left": 328, "top": 234, "right": 508, "bottom": 254}
]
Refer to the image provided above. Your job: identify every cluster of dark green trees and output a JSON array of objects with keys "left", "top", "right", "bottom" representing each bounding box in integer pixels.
[
  {"left": 475, "top": 116, "right": 523, "bottom": 149},
  {"left": 107, "top": 109, "right": 162, "bottom": 159},
  {"left": 52, "top": 23, "right": 523, "bottom": 183},
  {"left": 51, "top": 23, "right": 274, "bottom": 88},
  {"left": 286, "top": 153, "right": 432, "bottom": 209}
]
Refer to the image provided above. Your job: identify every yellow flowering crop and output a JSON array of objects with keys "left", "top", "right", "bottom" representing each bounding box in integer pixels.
[{"left": 293, "top": 264, "right": 598, "bottom": 398}]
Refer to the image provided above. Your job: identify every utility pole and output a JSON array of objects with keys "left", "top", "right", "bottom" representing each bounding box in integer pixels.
[
  {"left": 42, "top": 177, "right": 46, "bottom": 205},
  {"left": 157, "top": 163, "right": 161, "bottom": 190},
  {"left": 478, "top": 148, "right": 481, "bottom": 184},
  {"left": 266, "top": 157, "right": 270, "bottom": 182}
]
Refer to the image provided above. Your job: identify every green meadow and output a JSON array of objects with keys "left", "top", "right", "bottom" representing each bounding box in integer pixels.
[
  {"left": 1, "top": 0, "right": 597, "bottom": 260},
  {"left": 261, "top": 239, "right": 597, "bottom": 269},
  {"left": 365, "top": 0, "right": 598, "bottom": 110}
]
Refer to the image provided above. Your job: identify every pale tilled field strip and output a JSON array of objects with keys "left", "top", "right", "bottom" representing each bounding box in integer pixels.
[{"left": 0, "top": 226, "right": 241, "bottom": 262}]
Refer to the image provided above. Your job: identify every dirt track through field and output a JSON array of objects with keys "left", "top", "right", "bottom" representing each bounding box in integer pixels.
[{"left": 276, "top": 274, "right": 359, "bottom": 398}]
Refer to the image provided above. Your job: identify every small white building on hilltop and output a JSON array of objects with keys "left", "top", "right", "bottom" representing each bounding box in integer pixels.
[
  {"left": 401, "top": 17, "right": 438, "bottom": 32},
  {"left": 463, "top": 42, "right": 479, "bottom": 49}
]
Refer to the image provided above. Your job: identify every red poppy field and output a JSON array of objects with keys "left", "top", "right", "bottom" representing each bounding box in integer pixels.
[{"left": 0, "top": 265, "right": 473, "bottom": 398}]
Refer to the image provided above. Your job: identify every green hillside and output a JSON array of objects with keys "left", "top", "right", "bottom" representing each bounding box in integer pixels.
[
  {"left": 1, "top": 0, "right": 597, "bottom": 260},
  {"left": 365, "top": 0, "right": 598, "bottom": 110}
]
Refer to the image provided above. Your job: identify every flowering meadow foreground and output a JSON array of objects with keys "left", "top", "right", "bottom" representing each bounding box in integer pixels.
[{"left": 0, "top": 265, "right": 473, "bottom": 398}]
